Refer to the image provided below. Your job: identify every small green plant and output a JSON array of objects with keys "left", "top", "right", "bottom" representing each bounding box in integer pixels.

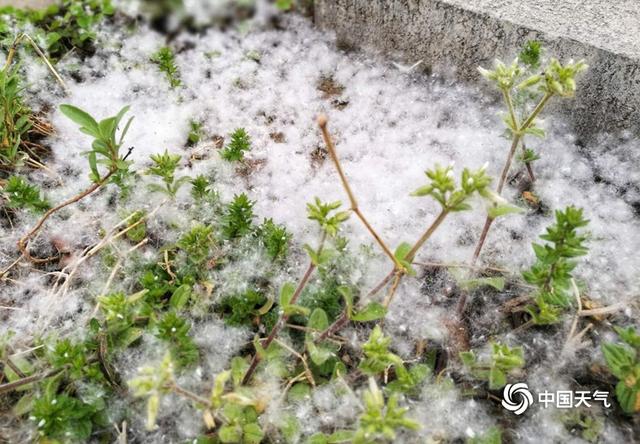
[
  {"left": 125, "top": 210, "right": 147, "bottom": 242},
  {"left": 128, "top": 353, "right": 176, "bottom": 430},
  {"left": 359, "top": 326, "right": 429, "bottom": 393},
  {"left": 0, "top": 67, "right": 32, "bottom": 168},
  {"left": 219, "top": 289, "right": 267, "bottom": 327},
  {"left": 460, "top": 342, "right": 525, "bottom": 390},
  {"left": 222, "top": 193, "right": 255, "bottom": 239},
  {"left": 472, "top": 45, "right": 587, "bottom": 263},
  {"left": 18, "top": 104, "right": 134, "bottom": 261},
  {"left": 602, "top": 326, "right": 640, "bottom": 413},
  {"left": 187, "top": 120, "right": 204, "bottom": 145},
  {"left": 177, "top": 224, "right": 215, "bottom": 266},
  {"left": 191, "top": 174, "right": 216, "bottom": 201},
  {"left": 60, "top": 104, "right": 134, "bottom": 186},
  {"left": 147, "top": 149, "right": 190, "bottom": 198},
  {"left": 154, "top": 311, "right": 199, "bottom": 368},
  {"left": 306, "top": 197, "right": 351, "bottom": 237},
  {"left": 151, "top": 46, "right": 182, "bottom": 88},
  {"left": 30, "top": 386, "right": 98, "bottom": 441},
  {"left": 353, "top": 378, "right": 420, "bottom": 443},
  {"left": 522, "top": 206, "right": 589, "bottom": 324},
  {"left": 309, "top": 378, "right": 420, "bottom": 444},
  {"left": 1, "top": 0, "right": 115, "bottom": 61},
  {"left": 220, "top": 128, "right": 251, "bottom": 162},
  {"left": 2, "top": 175, "right": 49, "bottom": 212},
  {"left": 257, "top": 218, "right": 291, "bottom": 261}
]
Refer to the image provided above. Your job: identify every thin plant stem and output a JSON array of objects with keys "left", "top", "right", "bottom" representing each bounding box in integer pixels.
[
  {"left": 382, "top": 272, "right": 402, "bottom": 308},
  {"left": 169, "top": 382, "right": 212, "bottom": 407},
  {"left": 318, "top": 115, "right": 401, "bottom": 270},
  {"left": 471, "top": 92, "right": 553, "bottom": 266},
  {"left": 406, "top": 209, "right": 448, "bottom": 261},
  {"left": 17, "top": 170, "right": 115, "bottom": 263},
  {"left": 366, "top": 209, "right": 450, "bottom": 302},
  {"left": 242, "top": 234, "right": 326, "bottom": 385}
]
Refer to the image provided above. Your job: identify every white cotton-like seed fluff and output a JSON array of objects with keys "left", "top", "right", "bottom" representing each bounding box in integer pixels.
[{"left": 0, "top": 3, "right": 638, "bottom": 442}]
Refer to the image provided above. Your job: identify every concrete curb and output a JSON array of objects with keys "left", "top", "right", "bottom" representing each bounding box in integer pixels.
[{"left": 314, "top": 0, "right": 640, "bottom": 141}]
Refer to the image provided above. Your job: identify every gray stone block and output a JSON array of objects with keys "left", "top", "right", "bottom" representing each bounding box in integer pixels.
[{"left": 314, "top": 0, "right": 640, "bottom": 141}]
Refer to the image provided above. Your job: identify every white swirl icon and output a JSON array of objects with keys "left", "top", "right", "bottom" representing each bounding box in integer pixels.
[{"left": 501, "top": 383, "right": 533, "bottom": 415}]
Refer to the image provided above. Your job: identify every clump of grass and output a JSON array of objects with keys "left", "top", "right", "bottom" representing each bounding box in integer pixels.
[
  {"left": 0, "top": 67, "right": 33, "bottom": 168},
  {"left": 222, "top": 193, "right": 255, "bottom": 239},
  {"left": 523, "top": 206, "right": 589, "bottom": 324},
  {"left": 151, "top": 46, "right": 181, "bottom": 88},
  {"left": 220, "top": 128, "right": 251, "bottom": 162},
  {"left": 187, "top": 119, "right": 204, "bottom": 145},
  {"left": 257, "top": 218, "right": 291, "bottom": 261},
  {"left": 460, "top": 342, "right": 525, "bottom": 389}
]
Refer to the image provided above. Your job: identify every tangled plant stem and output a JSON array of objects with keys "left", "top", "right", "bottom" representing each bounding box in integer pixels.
[
  {"left": 242, "top": 233, "right": 326, "bottom": 385},
  {"left": 17, "top": 170, "right": 115, "bottom": 263}
]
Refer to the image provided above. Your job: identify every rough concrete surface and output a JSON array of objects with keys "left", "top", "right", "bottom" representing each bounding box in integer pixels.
[
  {"left": 315, "top": 0, "right": 640, "bottom": 140},
  {"left": 0, "top": 0, "right": 54, "bottom": 7}
]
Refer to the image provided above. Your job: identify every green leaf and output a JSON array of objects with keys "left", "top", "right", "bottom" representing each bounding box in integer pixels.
[
  {"left": 337, "top": 286, "right": 353, "bottom": 318},
  {"left": 487, "top": 202, "right": 525, "bottom": 219},
  {"left": 394, "top": 242, "right": 416, "bottom": 275},
  {"left": 279, "top": 282, "right": 296, "bottom": 307},
  {"left": 219, "top": 425, "right": 242, "bottom": 443},
  {"left": 615, "top": 381, "right": 639, "bottom": 414},
  {"left": 394, "top": 242, "right": 411, "bottom": 261},
  {"left": 307, "top": 341, "right": 334, "bottom": 365},
  {"left": 283, "top": 304, "right": 311, "bottom": 317},
  {"left": 60, "top": 104, "right": 99, "bottom": 136},
  {"left": 459, "top": 351, "right": 476, "bottom": 367},
  {"left": 489, "top": 367, "right": 507, "bottom": 390},
  {"left": 307, "top": 308, "right": 329, "bottom": 333},
  {"left": 170, "top": 284, "right": 191, "bottom": 310},
  {"left": 243, "top": 423, "right": 264, "bottom": 444},
  {"left": 352, "top": 302, "right": 387, "bottom": 322}
]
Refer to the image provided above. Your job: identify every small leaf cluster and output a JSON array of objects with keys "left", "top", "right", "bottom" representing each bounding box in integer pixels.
[
  {"left": 460, "top": 342, "right": 525, "bottom": 390},
  {"left": 151, "top": 46, "right": 182, "bottom": 88},
  {"left": 209, "top": 365, "right": 265, "bottom": 443},
  {"left": 147, "top": 149, "right": 190, "bottom": 198},
  {"left": 354, "top": 378, "right": 420, "bottom": 443},
  {"left": 2, "top": 175, "right": 49, "bottom": 212},
  {"left": 219, "top": 289, "right": 268, "bottom": 327},
  {"left": 187, "top": 120, "right": 204, "bottom": 145},
  {"left": 30, "top": 386, "right": 98, "bottom": 441},
  {"left": 128, "top": 353, "right": 175, "bottom": 430},
  {"left": 220, "top": 128, "right": 252, "bottom": 162},
  {"left": 0, "top": 67, "right": 32, "bottom": 167},
  {"left": 479, "top": 53, "right": 586, "bottom": 98},
  {"left": 602, "top": 326, "right": 640, "bottom": 413},
  {"left": 306, "top": 197, "right": 350, "bottom": 237},
  {"left": 153, "top": 311, "right": 199, "bottom": 368},
  {"left": 411, "top": 164, "right": 492, "bottom": 212},
  {"left": 222, "top": 193, "right": 255, "bottom": 239},
  {"left": 191, "top": 174, "right": 217, "bottom": 201},
  {"left": 359, "top": 325, "right": 429, "bottom": 394},
  {"left": 309, "top": 378, "right": 420, "bottom": 444},
  {"left": 256, "top": 218, "right": 291, "bottom": 261},
  {"left": 177, "top": 223, "right": 215, "bottom": 267},
  {"left": 60, "top": 104, "right": 133, "bottom": 185},
  {"left": 1, "top": 0, "right": 115, "bottom": 61},
  {"left": 522, "top": 206, "right": 589, "bottom": 324}
]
